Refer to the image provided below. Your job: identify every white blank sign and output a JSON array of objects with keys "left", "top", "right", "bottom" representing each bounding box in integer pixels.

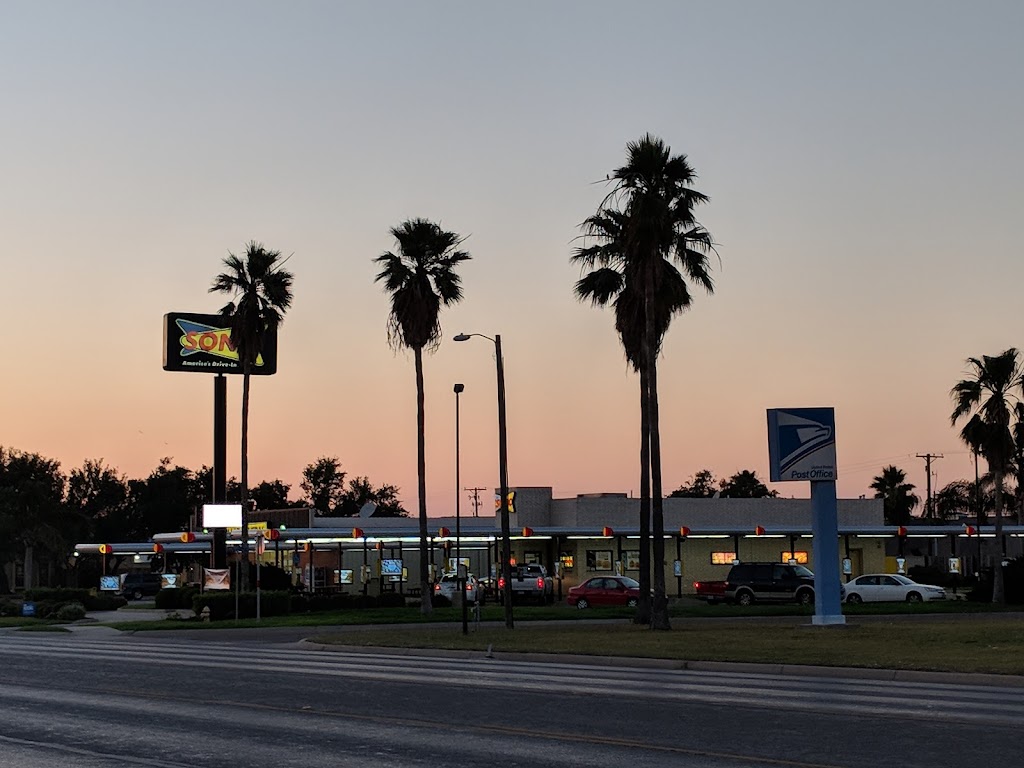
[{"left": 203, "top": 503, "right": 242, "bottom": 528}]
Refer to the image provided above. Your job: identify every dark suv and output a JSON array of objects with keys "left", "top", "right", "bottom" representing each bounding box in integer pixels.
[
  {"left": 724, "top": 562, "right": 816, "bottom": 606},
  {"left": 119, "top": 573, "right": 162, "bottom": 600}
]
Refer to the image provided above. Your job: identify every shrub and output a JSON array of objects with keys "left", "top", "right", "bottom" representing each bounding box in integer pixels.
[
  {"left": 154, "top": 586, "right": 198, "bottom": 610},
  {"left": 192, "top": 590, "right": 291, "bottom": 620},
  {"left": 24, "top": 587, "right": 91, "bottom": 604},
  {"left": 55, "top": 602, "right": 87, "bottom": 622},
  {"left": 907, "top": 565, "right": 954, "bottom": 589},
  {"left": 84, "top": 594, "right": 127, "bottom": 611},
  {"left": 966, "top": 558, "right": 1024, "bottom": 604},
  {"left": 377, "top": 592, "right": 406, "bottom": 609}
]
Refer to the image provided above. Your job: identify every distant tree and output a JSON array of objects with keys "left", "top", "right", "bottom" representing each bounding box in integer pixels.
[
  {"left": 336, "top": 476, "right": 408, "bottom": 517},
  {"left": 951, "top": 348, "right": 1023, "bottom": 604},
  {"left": 870, "top": 465, "right": 919, "bottom": 526},
  {"left": 669, "top": 469, "right": 718, "bottom": 498},
  {"left": 249, "top": 479, "right": 294, "bottom": 510},
  {"left": 0, "top": 447, "right": 67, "bottom": 592},
  {"left": 934, "top": 479, "right": 991, "bottom": 522},
  {"left": 210, "top": 241, "right": 294, "bottom": 589},
  {"left": 66, "top": 459, "right": 132, "bottom": 543},
  {"left": 128, "top": 459, "right": 199, "bottom": 538},
  {"left": 300, "top": 457, "right": 347, "bottom": 514},
  {"left": 719, "top": 470, "right": 778, "bottom": 499},
  {"left": 374, "top": 218, "right": 471, "bottom": 615}
]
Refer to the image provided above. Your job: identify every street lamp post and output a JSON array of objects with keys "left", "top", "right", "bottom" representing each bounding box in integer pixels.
[
  {"left": 454, "top": 332, "right": 514, "bottom": 629},
  {"left": 454, "top": 382, "right": 468, "bottom": 635}
]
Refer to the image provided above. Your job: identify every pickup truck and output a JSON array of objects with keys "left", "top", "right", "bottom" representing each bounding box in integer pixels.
[
  {"left": 693, "top": 579, "right": 727, "bottom": 604},
  {"left": 498, "top": 564, "right": 554, "bottom": 605}
]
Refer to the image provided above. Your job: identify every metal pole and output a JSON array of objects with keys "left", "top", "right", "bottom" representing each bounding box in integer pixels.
[
  {"left": 455, "top": 383, "right": 468, "bottom": 635},
  {"left": 213, "top": 374, "right": 227, "bottom": 569},
  {"left": 975, "top": 450, "right": 983, "bottom": 576},
  {"left": 496, "top": 334, "right": 514, "bottom": 629}
]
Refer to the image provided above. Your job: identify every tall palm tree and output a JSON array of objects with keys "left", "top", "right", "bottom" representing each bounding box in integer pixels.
[
  {"left": 374, "top": 218, "right": 470, "bottom": 615},
  {"left": 869, "top": 466, "right": 919, "bottom": 525},
  {"left": 573, "top": 210, "right": 694, "bottom": 625},
  {"left": 210, "top": 242, "right": 294, "bottom": 589},
  {"left": 1012, "top": 402, "right": 1024, "bottom": 524},
  {"left": 577, "top": 135, "right": 715, "bottom": 630},
  {"left": 950, "top": 348, "right": 1023, "bottom": 604}
]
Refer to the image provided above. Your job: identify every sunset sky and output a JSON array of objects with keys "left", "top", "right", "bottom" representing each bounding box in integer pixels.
[{"left": 3, "top": 2, "right": 1021, "bottom": 518}]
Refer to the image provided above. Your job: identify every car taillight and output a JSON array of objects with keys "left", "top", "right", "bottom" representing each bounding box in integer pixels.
[
  {"left": 498, "top": 577, "right": 505, "bottom": 589},
  {"left": 536, "top": 578, "right": 544, "bottom": 590},
  {"left": 434, "top": 584, "right": 440, "bottom": 592},
  {"left": 466, "top": 583, "right": 473, "bottom": 591}
]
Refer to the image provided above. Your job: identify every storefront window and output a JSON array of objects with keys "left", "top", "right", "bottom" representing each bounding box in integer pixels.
[
  {"left": 586, "top": 550, "right": 613, "bottom": 571},
  {"left": 781, "top": 551, "right": 809, "bottom": 564},
  {"left": 710, "top": 551, "right": 737, "bottom": 565}
]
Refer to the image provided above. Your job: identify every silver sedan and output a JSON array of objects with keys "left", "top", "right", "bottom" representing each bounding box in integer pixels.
[{"left": 844, "top": 574, "right": 946, "bottom": 603}]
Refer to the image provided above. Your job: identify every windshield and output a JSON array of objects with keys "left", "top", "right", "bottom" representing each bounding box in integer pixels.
[
  {"left": 794, "top": 565, "right": 814, "bottom": 578},
  {"left": 893, "top": 575, "right": 915, "bottom": 585},
  {"left": 618, "top": 577, "right": 640, "bottom": 588}
]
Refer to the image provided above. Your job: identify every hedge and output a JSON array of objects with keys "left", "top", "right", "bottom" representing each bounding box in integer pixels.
[{"left": 192, "top": 590, "right": 292, "bottom": 620}]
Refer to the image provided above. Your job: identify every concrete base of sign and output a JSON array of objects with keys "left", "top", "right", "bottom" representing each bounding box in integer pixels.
[{"left": 811, "top": 614, "right": 847, "bottom": 626}]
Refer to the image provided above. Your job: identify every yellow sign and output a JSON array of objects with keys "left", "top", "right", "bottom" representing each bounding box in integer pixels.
[
  {"left": 228, "top": 521, "right": 267, "bottom": 534},
  {"left": 494, "top": 491, "right": 516, "bottom": 513}
]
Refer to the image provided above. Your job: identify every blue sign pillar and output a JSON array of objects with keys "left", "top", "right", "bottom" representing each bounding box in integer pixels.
[
  {"left": 810, "top": 480, "right": 845, "bottom": 625},
  {"left": 767, "top": 407, "right": 845, "bottom": 626}
]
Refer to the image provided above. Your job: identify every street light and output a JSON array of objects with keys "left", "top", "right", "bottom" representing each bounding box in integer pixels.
[
  {"left": 454, "top": 382, "right": 468, "bottom": 635},
  {"left": 454, "top": 332, "right": 514, "bottom": 629}
]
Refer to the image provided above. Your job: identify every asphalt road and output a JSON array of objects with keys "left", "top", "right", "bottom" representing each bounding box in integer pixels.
[{"left": 0, "top": 627, "right": 1019, "bottom": 768}]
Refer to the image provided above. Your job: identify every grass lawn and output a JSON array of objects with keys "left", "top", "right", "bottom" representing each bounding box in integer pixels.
[{"left": 307, "top": 616, "right": 1024, "bottom": 676}]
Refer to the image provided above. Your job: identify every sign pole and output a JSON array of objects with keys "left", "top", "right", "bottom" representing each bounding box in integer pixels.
[
  {"left": 810, "top": 480, "right": 845, "bottom": 625},
  {"left": 213, "top": 374, "right": 227, "bottom": 569}
]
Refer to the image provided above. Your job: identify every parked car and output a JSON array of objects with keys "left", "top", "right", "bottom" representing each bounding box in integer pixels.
[
  {"left": 724, "top": 562, "right": 817, "bottom": 606},
  {"left": 498, "top": 564, "right": 554, "bottom": 605},
  {"left": 844, "top": 574, "right": 946, "bottom": 603},
  {"left": 434, "top": 573, "right": 484, "bottom": 605},
  {"left": 119, "top": 572, "right": 162, "bottom": 600},
  {"left": 693, "top": 579, "right": 728, "bottom": 604},
  {"left": 567, "top": 576, "right": 641, "bottom": 609}
]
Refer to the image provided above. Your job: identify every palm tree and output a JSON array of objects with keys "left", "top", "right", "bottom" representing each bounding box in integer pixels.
[
  {"left": 950, "top": 348, "right": 1023, "bottom": 604},
  {"left": 210, "top": 242, "right": 294, "bottom": 589},
  {"left": 869, "top": 466, "right": 919, "bottom": 525},
  {"left": 374, "top": 218, "right": 470, "bottom": 615},
  {"left": 573, "top": 211, "right": 695, "bottom": 625},
  {"left": 1012, "top": 402, "right": 1024, "bottom": 524},
  {"left": 576, "top": 135, "right": 715, "bottom": 630}
]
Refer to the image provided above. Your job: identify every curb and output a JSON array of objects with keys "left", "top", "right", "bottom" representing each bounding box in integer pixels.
[{"left": 297, "top": 639, "right": 1024, "bottom": 688}]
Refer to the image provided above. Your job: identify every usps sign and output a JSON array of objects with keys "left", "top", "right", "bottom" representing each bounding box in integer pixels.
[{"left": 767, "top": 408, "right": 837, "bottom": 483}]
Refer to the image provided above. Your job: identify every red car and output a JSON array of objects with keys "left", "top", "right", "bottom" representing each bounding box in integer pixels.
[{"left": 567, "top": 576, "right": 641, "bottom": 609}]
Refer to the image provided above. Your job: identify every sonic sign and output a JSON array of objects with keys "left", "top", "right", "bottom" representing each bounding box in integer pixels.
[{"left": 162, "top": 312, "right": 278, "bottom": 375}]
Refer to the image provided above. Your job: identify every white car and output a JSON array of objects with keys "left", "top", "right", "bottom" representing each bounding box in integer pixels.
[
  {"left": 433, "top": 574, "right": 484, "bottom": 604},
  {"left": 844, "top": 574, "right": 946, "bottom": 603}
]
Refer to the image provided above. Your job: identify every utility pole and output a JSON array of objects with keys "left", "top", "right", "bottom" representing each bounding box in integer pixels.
[
  {"left": 916, "top": 453, "right": 943, "bottom": 519},
  {"left": 466, "top": 487, "right": 486, "bottom": 518}
]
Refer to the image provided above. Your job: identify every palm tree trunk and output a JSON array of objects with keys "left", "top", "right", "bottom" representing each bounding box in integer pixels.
[
  {"left": 414, "top": 346, "right": 432, "bottom": 615},
  {"left": 239, "top": 369, "right": 250, "bottom": 592},
  {"left": 644, "top": 264, "right": 671, "bottom": 631},
  {"left": 992, "top": 470, "right": 1005, "bottom": 605},
  {"left": 635, "top": 365, "right": 652, "bottom": 625},
  {"left": 648, "top": 354, "right": 670, "bottom": 630}
]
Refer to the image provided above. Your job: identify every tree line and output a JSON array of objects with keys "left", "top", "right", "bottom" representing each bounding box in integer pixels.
[
  {"left": 0, "top": 448, "right": 406, "bottom": 593},
  {"left": 869, "top": 349, "right": 1024, "bottom": 604}
]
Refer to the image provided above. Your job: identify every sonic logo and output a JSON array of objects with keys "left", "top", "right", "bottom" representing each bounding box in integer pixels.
[{"left": 176, "top": 318, "right": 265, "bottom": 366}]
